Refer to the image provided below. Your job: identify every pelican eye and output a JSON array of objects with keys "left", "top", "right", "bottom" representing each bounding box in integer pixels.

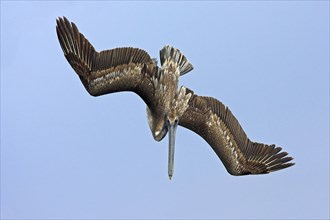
[{"left": 165, "top": 115, "right": 170, "bottom": 125}]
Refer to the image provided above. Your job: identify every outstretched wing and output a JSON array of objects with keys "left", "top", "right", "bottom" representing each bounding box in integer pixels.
[
  {"left": 179, "top": 88, "right": 294, "bottom": 175},
  {"left": 56, "top": 16, "right": 158, "bottom": 106}
]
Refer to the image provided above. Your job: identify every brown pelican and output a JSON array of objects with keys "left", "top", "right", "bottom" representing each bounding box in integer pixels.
[{"left": 56, "top": 17, "right": 294, "bottom": 179}]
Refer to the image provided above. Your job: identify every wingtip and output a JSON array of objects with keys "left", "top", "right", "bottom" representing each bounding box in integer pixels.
[
  {"left": 56, "top": 16, "right": 66, "bottom": 23},
  {"left": 266, "top": 155, "right": 295, "bottom": 173}
]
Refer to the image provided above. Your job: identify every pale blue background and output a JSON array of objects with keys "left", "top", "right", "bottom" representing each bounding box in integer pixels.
[{"left": 1, "top": 1, "right": 329, "bottom": 219}]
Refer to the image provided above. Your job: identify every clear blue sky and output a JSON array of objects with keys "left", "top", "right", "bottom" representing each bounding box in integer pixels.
[{"left": 1, "top": 1, "right": 329, "bottom": 219}]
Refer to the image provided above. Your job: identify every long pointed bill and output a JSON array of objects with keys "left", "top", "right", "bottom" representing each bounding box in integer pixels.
[{"left": 168, "top": 122, "right": 177, "bottom": 180}]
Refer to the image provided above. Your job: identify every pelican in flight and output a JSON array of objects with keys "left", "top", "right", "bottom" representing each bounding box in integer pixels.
[{"left": 56, "top": 17, "right": 294, "bottom": 179}]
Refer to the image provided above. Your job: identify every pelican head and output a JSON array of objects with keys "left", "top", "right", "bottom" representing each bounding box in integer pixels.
[{"left": 146, "top": 105, "right": 179, "bottom": 179}]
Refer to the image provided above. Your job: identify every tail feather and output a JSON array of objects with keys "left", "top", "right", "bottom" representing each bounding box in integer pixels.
[{"left": 160, "top": 45, "right": 193, "bottom": 75}]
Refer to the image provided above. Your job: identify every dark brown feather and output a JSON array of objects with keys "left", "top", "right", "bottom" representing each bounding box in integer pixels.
[
  {"left": 56, "top": 16, "right": 158, "bottom": 106},
  {"left": 179, "top": 88, "right": 294, "bottom": 175}
]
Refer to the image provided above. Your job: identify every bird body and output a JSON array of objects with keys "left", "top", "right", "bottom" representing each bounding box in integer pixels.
[{"left": 56, "top": 17, "right": 294, "bottom": 179}]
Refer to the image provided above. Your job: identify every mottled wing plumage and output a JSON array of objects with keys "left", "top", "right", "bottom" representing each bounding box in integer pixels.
[
  {"left": 56, "top": 17, "right": 158, "bottom": 105},
  {"left": 179, "top": 88, "right": 294, "bottom": 175}
]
